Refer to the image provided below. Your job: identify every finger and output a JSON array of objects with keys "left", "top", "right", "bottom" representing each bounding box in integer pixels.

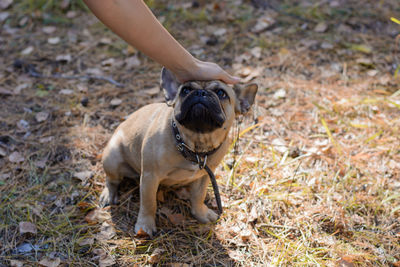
[{"left": 219, "top": 71, "right": 241, "bottom": 84}]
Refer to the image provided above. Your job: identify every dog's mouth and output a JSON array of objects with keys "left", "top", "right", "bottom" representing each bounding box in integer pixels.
[{"left": 175, "top": 95, "right": 226, "bottom": 133}]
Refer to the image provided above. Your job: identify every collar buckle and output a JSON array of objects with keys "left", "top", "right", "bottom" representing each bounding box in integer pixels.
[{"left": 196, "top": 154, "right": 207, "bottom": 169}]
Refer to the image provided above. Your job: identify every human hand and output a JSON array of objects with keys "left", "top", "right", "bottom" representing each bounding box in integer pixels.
[{"left": 173, "top": 59, "right": 241, "bottom": 84}]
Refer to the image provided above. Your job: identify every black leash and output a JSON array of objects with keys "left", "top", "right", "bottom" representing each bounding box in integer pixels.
[{"left": 171, "top": 119, "right": 223, "bottom": 214}]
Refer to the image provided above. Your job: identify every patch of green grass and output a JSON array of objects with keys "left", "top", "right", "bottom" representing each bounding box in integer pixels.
[{"left": 15, "top": 0, "right": 87, "bottom": 14}]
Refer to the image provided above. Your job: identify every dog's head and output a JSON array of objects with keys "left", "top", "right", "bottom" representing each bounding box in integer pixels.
[{"left": 161, "top": 68, "right": 258, "bottom": 133}]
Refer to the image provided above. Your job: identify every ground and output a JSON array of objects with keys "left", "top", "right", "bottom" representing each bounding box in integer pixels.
[{"left": 0, "top": 0, "right": 399, "bottom": 266}]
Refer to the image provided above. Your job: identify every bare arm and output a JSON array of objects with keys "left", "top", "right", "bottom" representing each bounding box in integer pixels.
[{"left": 83, "top": 0, "right": 240, "bottom": 84}]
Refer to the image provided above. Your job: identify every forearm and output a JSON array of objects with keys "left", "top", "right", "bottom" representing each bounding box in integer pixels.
[{"left": 83, "top": 0, "right": 196, "bottom": 74}]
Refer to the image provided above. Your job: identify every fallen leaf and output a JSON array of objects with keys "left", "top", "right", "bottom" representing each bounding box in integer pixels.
[
  {"left": 19, "top": 221, "right": 37, "bottom": 234},
  {"left": 367, "top": 70, "right": 378, "bottom": 76},
  {"left": 213, "top": 28, "right": 226, "bottom": 36},
  {"left": 321, "top": 42, "right": 333, "bottom": 49},
  {"left": 336, "top": 258, "right": 354, "bottom": 267},
  {"left": 9, "top": 260, "right": 24, "bottom": 267},
  {"left": 314, "top": 22, "right": 328, "bottom": 33},
  {"left": 273, "top": 88, "right": 286, "bottom": 99},
  {"left": 160, "top": 207, "right": 185, "bottom": 225},
  {"left": 0, "top": 147, "right": 6, "bottom": 157},
  {"left": 99, "top": 254, "right": 115, "bottom": 267},
  {"left": 66, "top": 10, "right": 76, "bottom": 18},
  {"left": 59, "top": 89, "right": 73, "bottom": 95},
  {"left": 94, "top": 249, "right": 115, "bottom": 267},
  {"left": 0, "top": 0, "right": 13, "bottom": 10},
  {"left": 148, "top": 248, "right": 166, "bottom": 264},
  {"left": 143, "top": 86, "right": 160, "bottom": 96},
  {"left": 14, "top": 83, "right": 29, "bottom": 94},
  {"left": 35, "top": 157, "right": 47, "bottom": 169},
  {"left": 17, "top": 119, "right": 29, "bottom": 131},
  {"left": 349, "top": 44, "right": 372, "bottom": 54},
  {"left": 248, "top": 206, "right": 258, "bottom": 222},
  {"left": 250, "top": 47, "right": 262, "bottom": 59},
  {"left": 240, "top": 229, "right": 252, "bottom": 242},
  {"left": 38, "top": 257, "right": 61, "bottom": 267},
  {"left": 56, "top": 54, "right": 71, "bottom": 63},
  {"left": 245, "top": 156, "right": 258, "bottom": 163},
  {"left": 78, "top": 237, "right": 94, "bottom": 246},
  {"left": 18, "top": 16, "right": 28, "bottom": 26},
  {"left": 356, "top": 57, "right": 373, "bottom": 67},
  {"left": 42, "top": 26, "right": 56, "bottom": 34},
  {"left": 30, "top": 205, "right": 43, "bottom": 217},
  {"left": 96, "top": 221, "right": 116, "bottom": 240},
  {"left": 86, "top": 68, "right": 104, "bottom": 76},
  {"left": 21, "top": 46, "right": 33, "bottom": 55},
  {"left": 16, "top": 243, "right": 38, "bottom": 254},
  {"left": 9, "top": 151, "right": 24, "bottom": 163},
  {"left": 47, "top": 37, "right": 60, "bottom": 45},
  {"left": 99, "top": 37, "right": 112, "bottom": 45},
  {"left": 110, "top": 98, "right": 122, "bottom": 106},
  {"left": 39, "top": 136, "right": 54, "bottom": 143},
  {"left": 101, "top": 58, "right": 115, "bottom": 67},
  {"left": 175, "top": 187, "right": 190, "bottom": 200},
  {"left": 35, "top": 111, "right": 49, "bottom": 122},
  {"left": 0, "top": 11, "right": 9, "bottom": 22},
  {"left": 85, "top": 208, "right": 111, "bottom": 224},
  {"left": 0, "top": 87, "right": 13, "bottom": 95},
  {"left": 73, "top": 171, "right": 93, "bottom": 182},
  {"left": 252, "top": 14, "right": 276, "bottom": 33},
  {"left": 170, "top": 263, "right": 190, "bottom": 267},
  {"left": 272, "top": 138, "right": 287, "bottom": 154},
  {"left": 125, "top": 56, "right": 141, "bottom": 69}
]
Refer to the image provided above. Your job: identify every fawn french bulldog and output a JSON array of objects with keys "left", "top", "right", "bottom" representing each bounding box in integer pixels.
[{"left": 100, "top": 68, "right": 258, "bottom": 237}]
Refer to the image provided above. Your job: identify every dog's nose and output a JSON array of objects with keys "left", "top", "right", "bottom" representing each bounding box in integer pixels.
[{"left": 194, "top": 90, "right": 209, "bottom": 97}]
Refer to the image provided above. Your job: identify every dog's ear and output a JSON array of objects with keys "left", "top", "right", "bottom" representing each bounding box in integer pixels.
[
  {"left": 233, "top": 83, "right": 258, "bottom": 114},
  {"left": 160, "top": 67, "right": 180, "bottom": 105}
]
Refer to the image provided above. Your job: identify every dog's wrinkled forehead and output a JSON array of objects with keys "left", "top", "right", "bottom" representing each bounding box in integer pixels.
[{"left": 180, "top": 80, "right": 229, "bottom": 91}]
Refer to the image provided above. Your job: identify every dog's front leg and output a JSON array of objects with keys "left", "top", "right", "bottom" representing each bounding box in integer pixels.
[
  {"left": 190, "top": 175, "right": 219, "bottom": 223},
  {"left": 135, "top": 171, "right": 159, "bottom": 237}
]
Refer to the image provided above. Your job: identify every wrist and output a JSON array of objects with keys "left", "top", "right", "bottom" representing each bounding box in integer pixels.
[{"left": 169, "top": 55, "right": 200, "bottom": 83}]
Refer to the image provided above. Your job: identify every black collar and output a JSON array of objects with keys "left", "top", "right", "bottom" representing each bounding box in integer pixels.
[{"left": 171, "top": 119, "right": 222, "bottom": 169}]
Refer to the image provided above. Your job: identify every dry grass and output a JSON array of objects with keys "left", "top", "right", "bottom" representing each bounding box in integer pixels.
[{"left": 1, "top": 0, "right": 400, "bottom": 266}]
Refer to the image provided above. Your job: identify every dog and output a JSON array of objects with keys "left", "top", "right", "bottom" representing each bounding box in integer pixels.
[{"left": 100, "top": 68, "right": 258, "bottom": 237}]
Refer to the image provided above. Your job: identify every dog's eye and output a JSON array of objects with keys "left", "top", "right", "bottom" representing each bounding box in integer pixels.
[
  {"left": 181, "top": 87, "right": 191, "bottom": 96},
  {"left": 216, "top": 89, "right": 227, "bottom": 99}
]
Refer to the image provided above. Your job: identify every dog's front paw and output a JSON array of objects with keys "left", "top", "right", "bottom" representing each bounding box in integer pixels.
[
  {"left": 135, "top": 215, "right": 156, "bottom": 238},
  {"left": 99, "top": 187, "right": 119, "bottom": 207},
  {"left": 192, "top": 204, "right": 219, "bottom": 224}
]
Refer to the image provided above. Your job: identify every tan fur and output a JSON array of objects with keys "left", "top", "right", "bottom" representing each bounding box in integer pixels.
[{"left": 100, "top": 78, "right": 257, "bottom": 237}]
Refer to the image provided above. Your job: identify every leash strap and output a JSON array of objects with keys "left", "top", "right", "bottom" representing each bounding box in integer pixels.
[
  {"left": 204, "top": 165, "right": 223, "bottom": 214},
  {"left": 172, "top": 119, "right": 223, "bottom": 215}
]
